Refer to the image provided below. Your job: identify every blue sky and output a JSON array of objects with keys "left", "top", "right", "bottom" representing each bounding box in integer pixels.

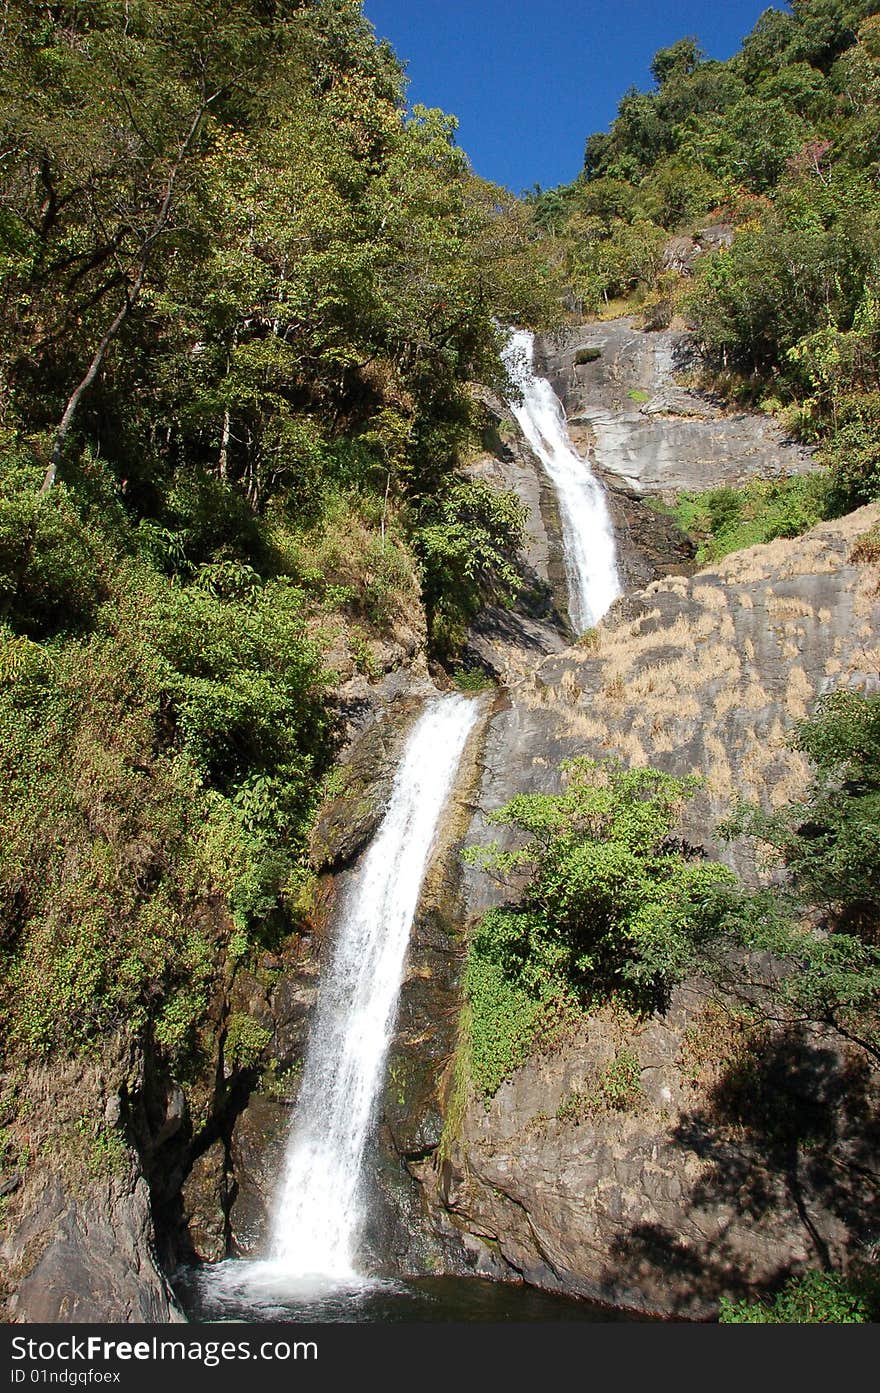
[{"left": 362, "top": 0, "right": 775, "bottom": 193}]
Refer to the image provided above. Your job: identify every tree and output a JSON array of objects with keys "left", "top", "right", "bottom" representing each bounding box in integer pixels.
[
  {"left": 0, "top": 2, "right": 316, "bottom": 489},
  {"left": 718, "top": 689, "right": 880, "bottom": 1065},
  {"left": 465, "top": 758, "right": 735, "bottom": 1013},
  {"left": 651, "top": 37, "right": 703, "bottom": 89}
]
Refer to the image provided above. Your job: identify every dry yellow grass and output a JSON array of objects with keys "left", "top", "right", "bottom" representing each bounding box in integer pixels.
[
  {"left": 693, "top": 585, "right": 728, "bottom": 610},
  {"left": 704, "top": 732, "right": 734, "bottom": 800},
  {"left": 767, "top": 596, "right": 816, "bottom": 621},
  {"left": 512, "top": 504, "right": 880, "bottom": 824},
  {"left": 785, "top": 665, "right": 813, "bottom": 719}
]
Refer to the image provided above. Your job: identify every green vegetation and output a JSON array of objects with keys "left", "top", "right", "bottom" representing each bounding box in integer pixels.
[
  {"left": 462, "top": 759, "right": 736, "bottom": 1094},
  {"left": 555, "top": 1047, "right": 643, "bottom": 1122},
  {"left": 720, "top": 1268, "right": 880, "bottom": 1323},
  {"left": 717, "top": 689, "right": 880, "bottom": 1061},
  {"left": 465, "top": 690, "right": 880, "bottom": 1095},
  {"left": 414, "top": 478, "right": 528, "bottom": 660},
  {"left": 0, "top": 1, "right": 559, "bottom": 1086},
  {"left": 533, "top": 0, "right": 880, "bottom": 521},
  {"left": 451, "top": 666, "right": 497, "bottom": 694},
  {"left": 75, "top": 1118, "right": 130, "bottom": 1182},
  {"left": 224, "top": 1013, "right": 272, "bottom": 1072},
  {"left": 663, "top": 473, "right": 831, "bottom": 563}
]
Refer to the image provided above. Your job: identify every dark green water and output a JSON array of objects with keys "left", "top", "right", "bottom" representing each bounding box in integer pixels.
[{"left": 176, "top": 1265, "right": 638, "bottom": 1323}]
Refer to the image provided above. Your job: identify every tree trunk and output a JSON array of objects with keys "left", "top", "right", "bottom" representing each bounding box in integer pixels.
[{"left": 40, "top": 101, "right": 213, "bottom": 495}]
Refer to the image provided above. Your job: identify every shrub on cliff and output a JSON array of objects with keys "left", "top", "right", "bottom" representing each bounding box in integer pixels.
[
  {"left": 462, "top": 758, "right": 736, "bottom": 1093},
  {"left": 669, "top": 472, "right": 833, "bottom": 562},
  {"left": 414, "top": 477, "right": 528, "bottom": 661},
  {"left": 718, "top": 688, "right": 880, "bottom": 1064}
]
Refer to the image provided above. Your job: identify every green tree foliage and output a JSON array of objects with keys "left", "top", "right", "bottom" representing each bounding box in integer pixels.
[
  {"left": 720, "top": 1267, "right": 880, "bottom": 1322},
  {"left": 718, "top": 690, "right": 880, "bottom": 1064},
  {"left": 665, "top": 473, "right": 832, "bottom": 563},
  {"left": 0, "top": 1, "right": 560, "bottom": 1077},
  {"left": 463, "top": 759, "right": 735, "bottom": 1092},
  {"left": 725, "top": 690, "right": 880, "bottom": 927},
  {"left": 414, "top": 477, "right": 527, "bottom": 659}
]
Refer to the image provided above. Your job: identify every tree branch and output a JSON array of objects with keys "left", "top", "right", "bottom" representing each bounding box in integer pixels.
[{"left": 40, "top": 98, "right": 217, "bottom": 494}]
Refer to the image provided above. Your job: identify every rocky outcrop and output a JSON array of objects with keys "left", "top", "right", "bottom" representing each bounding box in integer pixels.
[
  {"left": 418, "top": 504, "right": 880, "bottom": 1315},
  {"left": 661, "top": 224, "right": 734, "bottom": 277},
  {"left": 309, "top": 687, "right": 434, "bottom": 873},
  {"left": 1, "top": 1050, "right": 183, "bottom": 1323},
  {"left": 8, "top": 1172, "right": 182, "bottom": 1323},
  {"left": 421, "top": 992, "right": 879, "bottom": 1318},
  {"left": 462, "top": 367, "right": 698, "bottom": 682},
  {"left": 390, "top": 316, "right": 880, "bottom": 1316},
  {"left": 466, "top": 505, "right": 880, "bottom": 884},
  {"left": 539, "top": 318, "right": 814, "bottom": 498}
]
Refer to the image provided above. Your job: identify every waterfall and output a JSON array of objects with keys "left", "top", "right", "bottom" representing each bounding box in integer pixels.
[
  {"left": 263, "top": 692, "right": 480, "bottom": 1283},
  {"left": 503, "top": 328, "right": 621, "bottom": 631}
]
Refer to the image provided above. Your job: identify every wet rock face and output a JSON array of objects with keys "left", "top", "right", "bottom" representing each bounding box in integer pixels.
[
  {"left": 309, "top": 693, "right": 431, "bottom": 872},
  {"left": 170, "top": 923, "right": 323, "bottom": 1263},
  {"left": 367, "top": 701, "right": 491, "bottom": 1273},
  {"left": 424, "top": 993, "right": 880, "bottom": 1318},
  {"left": 227, "top": 1094, "right": 291, "bottom": 1256},
  {"left": 463, "top": 368, "right": 695, "bottom": 676},
  {"left": 1, "top": 1050, "right": 184, "bottom": 1323},
  {"left": 539, "top": 318, "right": 814, "bottom": 498},
  {"left": 8, "top": 1173, "right": 182, "bottom": 1323}
]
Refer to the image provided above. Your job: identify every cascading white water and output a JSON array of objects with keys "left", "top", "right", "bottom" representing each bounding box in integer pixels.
[
  {"left": 262, "top": 692, "right": 480, "bottom": 1283},
  {"left": 503, "top": 328, "right": 621, "bottom": 631}
]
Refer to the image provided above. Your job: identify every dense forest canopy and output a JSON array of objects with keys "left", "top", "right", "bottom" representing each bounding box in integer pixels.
[{"left": 0, "top": 0, "right": 559, "bottom": 1064}]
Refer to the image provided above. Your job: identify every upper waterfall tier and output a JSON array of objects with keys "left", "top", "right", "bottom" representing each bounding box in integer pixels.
[{"left": 503, "top": 328, "right": 621, "bottom": 631}]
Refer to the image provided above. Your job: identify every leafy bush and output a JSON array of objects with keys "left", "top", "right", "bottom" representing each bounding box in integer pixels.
[
  {"left": 464, "top": 953, "right": 554, "bottom": 1097},
  {"left": 415, "top": 477, "right": 527, "bottom": 660},
  {"left": 0, "top": 472, "right": 110, "bottom": 637},
  {"left": 717, "top": 689, "right": 880, "bottom": 1060},
  {"left": 0, "top": 544, "right": 330, "bottom": 1064},
  {"left": 719, "top": 1268, "right": 880, "bottom": 1323},
  {"left": 140, "top": 572, "right": 327, "bottom": 790},
  {"left": 0, "top": 632, "right": 219, "bottom": 1060},
  {"left": 670, "top": 472, "right": 832, "bottom": 562},
  {"left": 463, "top": 759, "right": 736, "bottom": 1092},
  {"left": 224, "top": 1013, "right": 272, "bottom": 1072},
  {"left": 821, "top": 393, "right": 880, "bottom": 509}
]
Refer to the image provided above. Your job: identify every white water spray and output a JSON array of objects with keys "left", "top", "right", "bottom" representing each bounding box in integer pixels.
[
  {"left": 263, "top": 693, "right": 479, "bottom": 1282},
  {"left": 503, "top": 329, "right": 621, "bottom": 631}
]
